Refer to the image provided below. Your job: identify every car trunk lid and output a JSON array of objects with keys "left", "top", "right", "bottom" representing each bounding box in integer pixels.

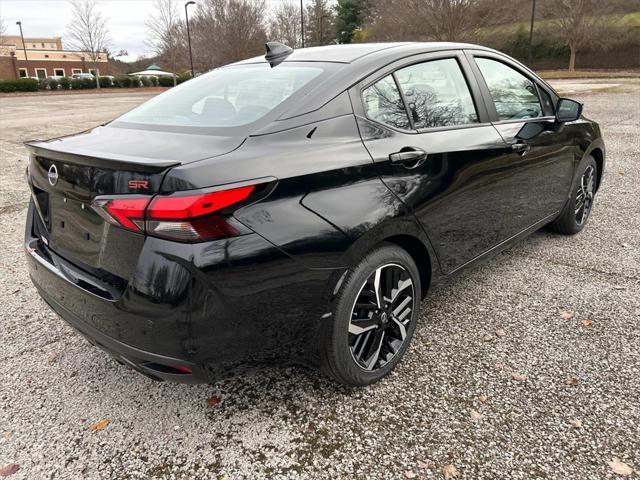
[{"left": 25, "top": 126, "right": 246, "bottom": 273}]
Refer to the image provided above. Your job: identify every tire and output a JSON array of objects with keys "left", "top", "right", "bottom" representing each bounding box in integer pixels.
[
  {"left": 548, "top": 155, "right": 598, "bottom": 235},
  {"left": 323, "top": 243, "right": 421, "bottom": 387}
]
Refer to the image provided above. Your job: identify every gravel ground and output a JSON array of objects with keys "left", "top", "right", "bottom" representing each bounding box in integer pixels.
[{"left": 1, "top": 81, "right": 639, "bottom": 480}]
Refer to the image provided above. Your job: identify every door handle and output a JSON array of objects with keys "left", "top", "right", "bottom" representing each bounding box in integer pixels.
[
  {"left": 389, "top": 147, "right": 428, "bottom": 168},
  {"left": 511, "top": 142, "right": 530, "bottom": 155}
]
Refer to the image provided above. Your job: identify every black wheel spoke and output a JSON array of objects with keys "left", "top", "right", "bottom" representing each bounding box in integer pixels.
[
  {"left": 348, "top": 263, "right": 415, "bottom": 371},
  {"left": 575, "top": 166, "right": 595, "bottom": 226}
]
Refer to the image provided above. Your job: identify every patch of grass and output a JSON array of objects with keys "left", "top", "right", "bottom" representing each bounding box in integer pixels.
[{"left": 539, "top": 69, "right": 640, "bottom": 79}]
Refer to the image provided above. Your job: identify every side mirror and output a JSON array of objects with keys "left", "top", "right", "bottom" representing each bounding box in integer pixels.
[{"left": 556, "top": 98, "right": 583, "bottom": 123}]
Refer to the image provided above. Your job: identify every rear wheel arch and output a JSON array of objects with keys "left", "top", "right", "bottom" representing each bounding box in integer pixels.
[
  {"left": 589, "top": 147, "right": 604, "bottom": 192},
  {"left": 381, "top": 234, "right": 431, "bottom": 298}
]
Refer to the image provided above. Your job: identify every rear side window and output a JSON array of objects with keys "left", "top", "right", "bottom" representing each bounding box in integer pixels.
[
  {"left": 115, "top": 63, "right": 327, "bottom": 130},
  {"left": 395, "top": 58, "right": 479, "bottom": 129},
  {"left": 475, "top": 58, "right": 543, "bottom": 121},
  {"left": 362, "top": 75, "right": 411, "bottom": 130}
]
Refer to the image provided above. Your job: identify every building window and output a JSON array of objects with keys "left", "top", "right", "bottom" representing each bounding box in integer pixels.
[
  {"left": 19, "top": 68, "right": 28, "bottom": 78},
  {"left": 50, "top": 44, "right": 55, "bottom": 48},
  {"left": 72, "top": 68, "right": 82, "bottom": 74},
  {"left": 41, "top": 43, "right": 45, "bottom": 48},
  {"left": 54, "top": 68, "right": 65, "bottom": 76},
  {"left": 32, "top": 44, "right": 36, "bottom": 48},
  {"left": 44, "top": 54, "right": 49, "bottom": 58},
  {"left": 35, "top": 68, "right": 47, "bottom": 79}
]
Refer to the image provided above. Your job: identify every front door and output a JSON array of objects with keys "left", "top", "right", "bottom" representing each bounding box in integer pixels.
[
  {"left": 467, "top": 53, "right": 576, "bottom": 237},
  {"left": 352, "top": 52, "right": 522, "bottom": 274}
]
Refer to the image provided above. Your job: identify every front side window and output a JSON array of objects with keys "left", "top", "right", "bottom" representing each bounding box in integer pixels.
[
  {"left": 362, "top": 75, "right": 411, "bottom": 130},
  {"left": 395, "top": 58, "right": 478, "bottom": 129},
  {"left": 115, "top": 63, "right": 329, "bottom": 132},
  {"left": 538, "top": 86, "right": 555, "bottom": 116},
  {"left": 19, "top": 68, "right": 28, "bottom": 78},
  {"left": 475, "top": 58, "right": 543, "bottom": 121}
]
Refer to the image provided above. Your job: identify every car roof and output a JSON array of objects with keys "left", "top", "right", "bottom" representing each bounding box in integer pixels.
[{"left": 234, "top": 42, "right": 492, "bottom": 65}]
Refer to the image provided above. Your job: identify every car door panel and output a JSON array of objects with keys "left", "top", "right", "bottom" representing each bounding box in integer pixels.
[
  {"left": 350, "top": 51, "right": 530, "bottom": 274},
  {"left": 356, "top": 117, "right": 509, "bottom": 273},
  {"left": 465, "top": 51, "right": 576, "bottom": 236}
]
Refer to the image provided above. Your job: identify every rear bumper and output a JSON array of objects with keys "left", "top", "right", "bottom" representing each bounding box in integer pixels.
[
  {"left": 32, "top": 276, "right": 201, "bottom": 383},
  {"left": 25, "top": 201, "right": 340, "bottom": 383}
]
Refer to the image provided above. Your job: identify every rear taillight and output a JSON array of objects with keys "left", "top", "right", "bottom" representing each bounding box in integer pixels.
[{"left": 92, "top": 183, "right": 263, "bottom": 242}]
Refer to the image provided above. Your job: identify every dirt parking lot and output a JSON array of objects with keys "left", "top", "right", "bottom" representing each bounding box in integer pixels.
[{"left": 1, "top": 80, "right": 639, "bottom": 480}]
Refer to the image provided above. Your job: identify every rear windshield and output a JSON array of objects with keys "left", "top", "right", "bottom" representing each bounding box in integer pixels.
[{"left": 112, "top": 62, "right": 333, "bottom": 134}]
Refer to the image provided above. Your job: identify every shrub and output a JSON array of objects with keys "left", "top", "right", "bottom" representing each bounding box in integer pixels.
[
  {"left": 47, "top": 78, "right": 59, "bottom": 90},
  {"left": 99, "top": 76, "right": 113, "bottom": 88},
  {"left": 140, "top": 76, "right": 151, "bottom": 87},
  {"left": 158, "top": 76, "right": 175, "bottom": 87},
  {"left": 38, "top": 78, "right": 49, "bottom": 90},
  {"left": 149, "top": 76, "right": 158, "bottom": 87},
  {"left": 0, "top": 78, "right": 39, "bottom": 92},
  {"left": 70, "top": 78, "right": 84, "bottom": 90},
  {"left": 82, "top": 77, "right": 97, "bottom": 89},
  {"left": 0, "top": 81, "right": 16, "bottom": 92},
  {"left": 59, "top": 77, "right": 71, "bottom": 90},
  {"left": 114, "top": 75, "right": 131, "bottom": 88}
]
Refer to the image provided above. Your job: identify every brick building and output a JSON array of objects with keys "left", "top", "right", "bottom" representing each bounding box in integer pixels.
[{"left": 0, "top": 35, "right": 112, "bottom": 80}]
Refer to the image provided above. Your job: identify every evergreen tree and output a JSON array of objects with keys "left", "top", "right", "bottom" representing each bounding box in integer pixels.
[{"left": 334, "top": 0, "right": 368, "bottom": 44}]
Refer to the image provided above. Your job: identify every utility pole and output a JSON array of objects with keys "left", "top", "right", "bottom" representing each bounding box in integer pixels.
[
  {"left": 300, "top": 0, "right": 305, "bottom": 48},
  {"left": 185, "top": 1, "right": 196, "bottom": 77},
  {"left": 16, "top": 22, "right": 28, "bottom": 61},
  {"left": 527, "top": 0, "right": 537, "bottom": 66}
]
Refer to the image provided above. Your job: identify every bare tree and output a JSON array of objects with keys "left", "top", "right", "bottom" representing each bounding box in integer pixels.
[
  {"left": 269, "top": 1, "right": 301, "bottom": 47},
  {"left": 541, "top": 0, "right": 618, "bottom": 71},
  {"left": 366, "top": 0, "right": 508, "bottom": 42},
  {"left": 66, "top": 0, "right": 111, "bottom": 87},
  {"left": 190, "top": 0, "right": 267, "bottom": 71},
  {"left": 146, "top": 0, "right": 183, "bottom": 85},
  {"left": 0, "top": 16, "right": 7, "bottom": 42}
]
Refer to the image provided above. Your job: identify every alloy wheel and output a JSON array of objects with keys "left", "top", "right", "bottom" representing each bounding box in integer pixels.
[
  {"left": 575, "top": 165, "right": 595, "bottom": 226},
  {"left": 348, "top": 263, "right": 415, "bottom": 371}
]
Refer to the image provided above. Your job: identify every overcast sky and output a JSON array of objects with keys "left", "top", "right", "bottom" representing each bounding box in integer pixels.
[{"left": 0, "top": 0, "right": 313, "bottom": 61}]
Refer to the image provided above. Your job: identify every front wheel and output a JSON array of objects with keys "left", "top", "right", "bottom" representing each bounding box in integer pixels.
[
  {"left": 323, "top": 243, "right": 421, "bottom": 386},
  {"left": 549, "top": 156, "right": 598, "bottom": 235}
]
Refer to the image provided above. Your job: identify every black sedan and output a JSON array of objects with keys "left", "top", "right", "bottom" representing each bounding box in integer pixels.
[{"left": 25, "top": 42, "right": 605, "bottom": 386}]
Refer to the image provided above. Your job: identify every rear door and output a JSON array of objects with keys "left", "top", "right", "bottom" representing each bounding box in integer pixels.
[
  {"left": 352, "top": 50, "right": 521, "bottom": 273},
  {"left": 465, "top": 51, "right": 575, "bottom": 237}
]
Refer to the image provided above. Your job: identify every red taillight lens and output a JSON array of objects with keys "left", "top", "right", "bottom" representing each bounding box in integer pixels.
[
  {"left": 92, "top": 184, "right": 259, "bottom": 242},
  {"left": 94, "top": 197, "right": 150, "bottom": 232},
  {"left": 147, "top": 186, "right": 255, "bottom": 219}
]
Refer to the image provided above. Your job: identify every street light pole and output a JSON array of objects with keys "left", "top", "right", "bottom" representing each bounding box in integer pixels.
[
  {"left": 527, "top": 0, "right": 537, "bottom": 66},
  {"left": 16, "top": 22, "right": 28, "bottom": 61},
  {"left": 300, "top": 0, "right": 305, "bottom": 48},
  {"left": 185, "top": 1, "right": 196, "bottom": 77}
]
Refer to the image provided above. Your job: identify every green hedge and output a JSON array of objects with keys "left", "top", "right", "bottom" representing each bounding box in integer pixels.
[
  {"left": 158, "top": 76, "right": 176, "bottom": 87},
  {"left": 98, "top": 76, "right": 113, "bottom": 88},
  {"left": 1, "top": 74, "right": 186, "bottom": 93},
  {"left": 0, "top": 78, "right": 39, "bottom": 92}
]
